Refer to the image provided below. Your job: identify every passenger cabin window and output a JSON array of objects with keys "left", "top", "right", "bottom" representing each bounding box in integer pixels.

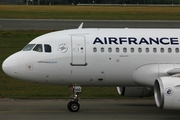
[
  {"left": 176, "top": 48, "right": 179, "bottom": 53},
  {"left": 146, "top": 48, "right": 149, "bottom": 53},
  {"left": 153, "top": 48, "right": 157, "bottom": 53},
  {"left": 101, "top": 47, "right": 104, "bottom": 52},
  {"left": 44, "top": 44, "right": 52, "bottom": 53},
  {"left": 131, "top": 48, "right": 134, "bottom": 53},
  {"left": 168, "top": 48, "right": 172, "bottom": 53},
  {"left": 108, "top": 48, "right": 112, "bottom": 53},
  {"left": 93, "top": 47, "right": 97, "bottom": 52},
  {"left": 116, "top": 48, "right": 119, "bottom": 53},
  {"left": 33, "top": 44, "right": 43, "bottom": 52},
  {"left": 92, "top": 46, "right": 180, "bottom": 54},
  {"left": 123, "top": 48, "right": 127, "bottom": 53},
  {"left": 138, "top": 48, "right": 142, "bottom": 53},
  {"left": 160, "top": 48, "right": 164, "bottom": 53},
  {"left": 23, "top": 44, "right": 35, "bottom": 51}
]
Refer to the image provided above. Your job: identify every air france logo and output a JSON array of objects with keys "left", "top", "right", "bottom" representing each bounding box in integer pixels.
[
  {"left": 165, "top": 88, "right": 173, "bottom": 96},
  {"left": 93, "top": 37, "right": 179, "bottom": 45},
  {"left": 58, "top": 44, "right": 68, "bottom": 53}
]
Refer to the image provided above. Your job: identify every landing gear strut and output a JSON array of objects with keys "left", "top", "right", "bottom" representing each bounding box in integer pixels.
[{"left": 67, "top": 86, "right": 81, "bottom": 112}]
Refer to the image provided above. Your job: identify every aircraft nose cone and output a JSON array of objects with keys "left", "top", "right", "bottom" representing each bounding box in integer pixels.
[{"left": 2, "top": 55, "right": 18, "bottom": 78}]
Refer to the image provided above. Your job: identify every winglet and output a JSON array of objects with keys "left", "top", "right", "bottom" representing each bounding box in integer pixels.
[{"left": 78, "top": 22, "right": 83, "bottom": 29}]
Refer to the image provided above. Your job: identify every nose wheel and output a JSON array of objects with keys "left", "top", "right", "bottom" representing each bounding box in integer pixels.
[
  {"left": 68, "top": 101, "right": 80, "bottom": 112},
  {"left": 67, "top": 86, "right": 81, "bottom": 112}
]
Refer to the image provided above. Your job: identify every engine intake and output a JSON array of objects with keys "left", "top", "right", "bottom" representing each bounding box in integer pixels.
[{"left": 154, "top": 77, "right": 180, "bottom": 110}]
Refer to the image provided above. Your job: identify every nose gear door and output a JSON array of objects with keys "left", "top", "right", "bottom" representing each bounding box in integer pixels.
[{"left": 71, "top": 35, "right": 87, "bottom": 66}]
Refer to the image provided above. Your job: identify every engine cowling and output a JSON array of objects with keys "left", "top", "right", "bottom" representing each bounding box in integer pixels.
[
  {"left": 154, "top": 77, "right": 180, "bottom": 110},
  {"left": 133, "top": 64, "right": 174, "bottom": 87},
  {"left": 117, "top": 87, "right": 153, "bottom": 97}
]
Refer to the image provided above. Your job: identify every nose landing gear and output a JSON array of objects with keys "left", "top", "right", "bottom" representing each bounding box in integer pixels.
[
  {"left": 67, "top": 86, "right": 81, "bottom": 112},
  {"left": 68, "top": 101, "right": 80, "bottom": 112}
]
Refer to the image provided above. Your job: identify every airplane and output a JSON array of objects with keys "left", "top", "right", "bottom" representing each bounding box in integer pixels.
[{"left": 2, "top": 23, "right": 180, "bottom": 112}]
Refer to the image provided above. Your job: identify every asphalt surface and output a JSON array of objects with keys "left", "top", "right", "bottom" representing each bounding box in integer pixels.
[
  {"left": 0, "top": 99, "right": 180, "bottom": 120},
  {"left": 0, "top": 19, "right": 180, "bottom": 30}
]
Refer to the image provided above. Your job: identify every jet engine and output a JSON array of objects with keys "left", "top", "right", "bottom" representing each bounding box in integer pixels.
[
  {"left": 117, "top": 87, "right": 153, "bottom": 97},
  {"left": 154, "top": 77, "right": 180, "bottom": 110}
]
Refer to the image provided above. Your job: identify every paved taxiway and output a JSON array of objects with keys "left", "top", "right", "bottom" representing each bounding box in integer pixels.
[
  {"left": 0, "top": 19, "right": 180, "bottom": 30},
  {"left": 0, "top": 99, "right": 180, "bottom": 120}
]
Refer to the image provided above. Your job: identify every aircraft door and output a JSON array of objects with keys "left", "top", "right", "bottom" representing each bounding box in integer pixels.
[{"left": 71, "top": 35, "right": 87, "bottom": 66}]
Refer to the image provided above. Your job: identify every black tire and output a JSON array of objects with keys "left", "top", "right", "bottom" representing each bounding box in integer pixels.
[{"left": 67, "top": 101, "right": 80, "bottom": 112}]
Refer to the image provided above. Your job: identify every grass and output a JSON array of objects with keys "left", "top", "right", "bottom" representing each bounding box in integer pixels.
[
  {"left": 0, "top": 5, "right": 180, "bottom": 20},
  {"left": 0, "top": 30, "right": 123, "bottom": 99}
]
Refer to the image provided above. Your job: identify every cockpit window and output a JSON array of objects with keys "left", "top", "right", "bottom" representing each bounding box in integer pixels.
[
  {"left": 23, "top": 44, "right": 35, "bottom": 51},
  {"left": 33, "top": 44, "right": 43, "bottom": 52},
  {"left": 44, "top": 44, "right": 51, "bottom": 53}
]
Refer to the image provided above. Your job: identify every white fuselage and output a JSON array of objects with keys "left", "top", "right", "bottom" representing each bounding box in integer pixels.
[
  {"left": 3, "top": 27, "right": 180, "bottom": 110},
  {"left": 2, "top": 28, "right": 180, "bottom": 86}
]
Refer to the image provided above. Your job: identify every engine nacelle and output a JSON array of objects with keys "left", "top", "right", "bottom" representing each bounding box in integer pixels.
[
  {"left": 133, "top": 64, "right": 174, "bottom": 86},
  {"left": 117, "top": 87, "right": 153, "bottom": 97},
  {"left": 154, "top": 77, "right": 180, "bottom": 110}
]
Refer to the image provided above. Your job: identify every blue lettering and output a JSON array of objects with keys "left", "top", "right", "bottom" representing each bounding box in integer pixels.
[
  {"left": 104, "top": 37, "right": 108, "bottom": 44},
  {"left": 170, "top": 38, "right": 179, "bottom": 45},
  {"left": 119, "top": 37, "right": 127, "bottom": 44},
  {"left": 93, "top": 37, "right": 179, "bottom": 45},
  {"left": 160, "top": 37, "right": 169, "bottom": 45},
  {"left": 109, "top": 37, "right": 118, "bottom": 44},
  {"left": 149, "top": 37, "right": 159, "bottom": 44},
  {"left": 139, "top": 37, "right": 149, "bottom": 44},
  {"left": 128, "top": 37, "right": 138, "bottom": 44},
  {"left": 93, "top": 37, "right": 104, "bottom": 44}
]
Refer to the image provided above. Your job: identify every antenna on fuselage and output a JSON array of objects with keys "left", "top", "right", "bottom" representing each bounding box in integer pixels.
[{"left": 78, "top": 22, "right": 83, "bottom": 29}]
